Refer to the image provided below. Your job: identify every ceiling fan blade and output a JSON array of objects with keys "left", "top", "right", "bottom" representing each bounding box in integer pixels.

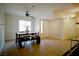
[{"left": 30, "top": 15, "right": 35, "bottom": 18}]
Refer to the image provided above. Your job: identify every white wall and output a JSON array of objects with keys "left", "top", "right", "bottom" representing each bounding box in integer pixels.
[
  {"left": 43, "top": 20, "right": 51, "bottom": 36},
  {"left": 0, "top": 8, "right": 5, "bottom": 54},
  {"left": 34, "top": 16, "right": 76, "bottom": 40},
  {"left": 5, "top": 13, "right": 76, "bottom": 41},
  {"left": 37, "top": 18, "right": 64, "bottom": 39},
  {"left": 35, "top": 19, "right": 41, "bottom": 33},
  {"left": 50, "top": 19, "right": 64, "bottom": 39},
  {"left": 64, "top": 17, "right": 76, "bottom": 40},
  {"left": 5, "top": 14, "right": 35, "bottom": 40}
]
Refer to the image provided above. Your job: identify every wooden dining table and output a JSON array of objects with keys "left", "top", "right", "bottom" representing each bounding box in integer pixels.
[{"left": 16, "top": 32, "right": 40, "bottom": 48}]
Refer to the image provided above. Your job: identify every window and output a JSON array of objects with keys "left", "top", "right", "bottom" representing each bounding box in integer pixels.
[{"left": 19, "top": 20, "right": 31, "bottom": 32}]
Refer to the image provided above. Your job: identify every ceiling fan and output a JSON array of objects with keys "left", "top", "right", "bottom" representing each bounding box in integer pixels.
[{"left": 25, "top": 10, "right": 35, "bottom": 18}]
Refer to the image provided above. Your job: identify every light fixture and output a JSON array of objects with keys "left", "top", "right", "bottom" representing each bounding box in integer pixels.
[
  {"left": 25, "top": 5, "right": 35, "bottom": 18},
  {"left": 71, "top": 14, "right": 75, "bottom": 17},
  {"left": 25, "top": 10, "right": 35, "bottom": 19},
  {"left": 25, "top": 11, "right": 30, "bottom": 17}
]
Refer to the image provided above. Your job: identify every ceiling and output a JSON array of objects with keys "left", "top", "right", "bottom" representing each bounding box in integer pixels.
[{"left": 0, "top": 3, "right": 78, "bottom": 19}]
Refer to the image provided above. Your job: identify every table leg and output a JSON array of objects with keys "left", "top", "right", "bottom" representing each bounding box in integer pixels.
[
  {"left": 37, "top": 37, "right": 40, "bottom": 44},
  {"left": 18, "top": 41, "right": 22, "bottom": 48}
]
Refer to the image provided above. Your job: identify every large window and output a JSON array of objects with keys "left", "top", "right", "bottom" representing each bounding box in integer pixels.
[{"left": 19, "top": 20, "right": 31, "bottom": 32}]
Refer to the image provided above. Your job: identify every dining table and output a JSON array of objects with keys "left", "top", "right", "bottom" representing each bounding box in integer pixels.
[{"left": 16, "top": 32, "right": 40, "bottom": 48}]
